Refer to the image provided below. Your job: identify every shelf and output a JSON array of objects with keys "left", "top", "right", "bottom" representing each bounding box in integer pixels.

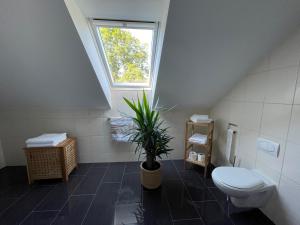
[
  {"left": 186, "top": 141, "right": 209, "bottom": 149},
  {"left": 185, "top": 158, "right": 206, "bottom": 167},
  {"left": 187, "top": 120, "right": 213, "bottom": 126},
  {"left": 184, "top": 120, "right": 214, "bottom": 178}
]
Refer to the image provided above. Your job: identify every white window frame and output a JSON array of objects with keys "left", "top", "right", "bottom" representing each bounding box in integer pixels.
[{"left": 91, "top": 19, "right": 158, "bottom": 89}]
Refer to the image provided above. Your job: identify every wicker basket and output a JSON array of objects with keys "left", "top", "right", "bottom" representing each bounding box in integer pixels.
[{"left": 24, "top": 138, "right": 77, "bottom": 184}]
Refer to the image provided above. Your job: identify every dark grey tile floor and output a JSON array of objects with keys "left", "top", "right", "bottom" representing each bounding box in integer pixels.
[{"left": 0, "top": 160, "right": 275, "bottom": 225}]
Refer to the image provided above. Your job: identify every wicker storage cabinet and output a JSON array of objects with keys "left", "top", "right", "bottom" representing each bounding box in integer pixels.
[{"left": 24, "top": 138, "right": 77, "bottom": 184}]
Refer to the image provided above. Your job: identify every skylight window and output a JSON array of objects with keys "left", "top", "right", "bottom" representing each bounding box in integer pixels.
[{"left": 92, "top": 20, "right": 156, "bottom": 88}]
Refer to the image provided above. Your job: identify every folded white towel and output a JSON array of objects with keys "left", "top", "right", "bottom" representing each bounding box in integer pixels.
[
  {"left": 26, "top": 133, "right": 67, "bottom": 147},
  {"left": 188, "top": 133, "right": 207, "bottom": 144},
  {"left": 190, "top": 114, "right": 212, "bottom": 123},
  {"left": 26, "top": 142, "right": 61, "bottom": 148},
  {"left": 26, "top": 133, "right": 67, "bottom": 144}
]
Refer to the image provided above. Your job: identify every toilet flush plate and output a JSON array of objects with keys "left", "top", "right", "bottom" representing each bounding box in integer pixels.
[{"left": 256, "top": 138, "right": 280, "bottom": 158}]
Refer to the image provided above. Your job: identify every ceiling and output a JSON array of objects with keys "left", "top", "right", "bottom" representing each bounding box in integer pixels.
[
  {"left": 155, "top": 0, "right": 300, "bottom": 109},
  {"left": 0, "top": 0, "right": 109, "bottom": 110},
  {"left": 75, "top": 0, "right": 168, "bottom": 21},
  {"left": 1, "top": 0, "right": 300, "bottom": 110}
]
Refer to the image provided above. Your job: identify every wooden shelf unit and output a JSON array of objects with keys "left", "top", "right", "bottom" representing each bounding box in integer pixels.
[{"left": 184, "top": 120, "right": 214, "bottom": 177}]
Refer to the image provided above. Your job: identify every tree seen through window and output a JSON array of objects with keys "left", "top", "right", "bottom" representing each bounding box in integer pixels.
[{"left": 99, "top": 27, "right": 153, "bottom": 84}]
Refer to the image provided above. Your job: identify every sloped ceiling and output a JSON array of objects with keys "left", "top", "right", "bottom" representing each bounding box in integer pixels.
[
  {"left": 2, "top": 0, "right": 300, "bottom": 111},
  {"left": 0, "top": 0, "right": 109, "bottom": 110},
  {"left": 155, "top": 0, "right": 300, "bottom": 109},
  {"left": 74, "top": 0, "right": 168, "bottom": 21}
]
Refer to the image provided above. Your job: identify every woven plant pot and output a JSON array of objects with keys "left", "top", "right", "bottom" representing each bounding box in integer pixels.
[{"left": 140, "top": 161, "right": 161, "bottom": 189}]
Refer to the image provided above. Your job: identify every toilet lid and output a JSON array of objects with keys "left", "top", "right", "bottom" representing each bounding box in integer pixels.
[{"left": 212, "top": 167, "right": 264, "bottom": 190}]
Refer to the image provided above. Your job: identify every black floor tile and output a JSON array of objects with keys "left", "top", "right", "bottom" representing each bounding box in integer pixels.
[
  {"left": 70, "top": 163, "right": 92, "bottom": 176},
  {"left": 161, "top": 160, "right": 180, "bottom": 180},
  {"left": 172, "top": 160, "right": 186, "bottom": 172},
  {"left": 52, "top": 195, "right": 93, "bottom": 225},
  {"left": 180, "top": 170, "right": 204, "bottom": 187},
  {"left": 33, "top": 179, "right": 62, "bottom": 186},
  {"left": 208, "top": 187, "right": 247, "bottom": 215},
  {"left": 125, "top": 161, "right": 140, "bottom": 174},
  {"left": 36, "top": 176, "right": 83, "bottom": 210},
  {"left": 0, "top": 197, "right": 18, "bottom": 214},
  {"left": 87, "top": 166, "right": 108, "bottom": 176},
  {"left": 173, "top": 219, "right": 204, "bottom": 225},
  {"left": 114, "top": 203, "right": 144, "bottom": 225},
  {"left": 188, "top": 187, "right": 215, "bottom": 202},
  {"left": 194, "top": 201, "right": 233, "bottom": 225},
  {"left": 73, "top": 167, "right": 106, "bottom": 195},
  {"left": 91, "top": 162, "right": 110, "bottom": 168},
  {"left": 0, "top": 166, "right": 28, "bottom": 187},
  {"left": 118, "top": 173, "right": 142, "bottom": 204},
  {"left": 0, "top": 184, "right": 31, "bottom": 198},
  {"left": 103, "top": 162, "right": 125, "bottom": 182},
  {"left": 163, "top": 179, "right": 199, "bottom": 220},
  {"left": 208, "top": 187, "right": 227, "bottom": 205},
  {"left": 63, "top": 175, "right": 85, "bottom": 192},
  {"left": 142, "top": 188, "right": 173, "bottom": 225},
  {"left": 0, "top": 186, "right": 53, "bottom": 225},
  {"left": 203, "top": 178, "right": 216, "bottom": 188},
  {"left": 184, "top": 162, "right": 207, "bottom": 175},
  {"left": 0, "top": 161, "right": 275, "bottom": 225},
  {"left": 21, "top": 211, "right": 58, "bottom": 225},
  {"left": 180, "top": 171, "right": 215, "bottom": 202},
  {"left": 230, "top": 208, "right": 275, "bottom": 225},
  {"left": 83, "top": 182, "right": 120, "bottom": 225}
]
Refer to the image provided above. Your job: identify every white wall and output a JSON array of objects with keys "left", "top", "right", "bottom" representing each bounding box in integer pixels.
[
  {"left": 211, "top": 27, "right": 300, "bottom": 225},
  {"left": 0, "top": 90, "right": 207, "bottom": 166}
]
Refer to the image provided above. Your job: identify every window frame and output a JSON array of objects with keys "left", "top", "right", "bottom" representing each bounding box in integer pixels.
[{"left": 91, "top": 19, "right": 158, "bottom": 89}]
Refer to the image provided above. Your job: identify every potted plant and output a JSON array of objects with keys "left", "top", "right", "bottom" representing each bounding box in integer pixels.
[{"left": 124, "top": 91, "right": 173, "bottom": 189}]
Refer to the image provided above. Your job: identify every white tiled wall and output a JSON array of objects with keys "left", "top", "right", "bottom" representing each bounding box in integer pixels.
[
  {"left": 0, "top": 90, "right": 206, "bottom": 166},
  {"left": 211, "top": 27, "right": 300, "bottom": 225}
]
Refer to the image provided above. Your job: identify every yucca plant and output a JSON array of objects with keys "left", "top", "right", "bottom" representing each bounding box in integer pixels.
[{"left": 123, "top": 91, "right": 173, "bottom": 170}]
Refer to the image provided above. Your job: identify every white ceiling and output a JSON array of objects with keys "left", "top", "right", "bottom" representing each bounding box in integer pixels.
[
  {"left": 74, "top": 0, "right": 169, "bottom": 21},
  {"left": 1, "top": 0, "right": 300, "bottom": 110},
  {"left": 0, "top": 0, "right": 109, "bottom": 110},
  {"left": 155, "top": 0, "right": 300, "bottom": 109}
]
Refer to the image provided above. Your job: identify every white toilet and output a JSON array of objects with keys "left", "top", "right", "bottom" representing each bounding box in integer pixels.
[
  {"left": 211, "top": 126, "right": 275, "bottom": 208},
  {"left": 212, "top": 166, "right": 275, "bottom": 208}
]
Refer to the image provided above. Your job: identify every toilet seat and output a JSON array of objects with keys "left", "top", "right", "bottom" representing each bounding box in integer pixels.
[
  {"left": 212, "top": 166, "right": 275, "bottom": 207},
  {"left": 212, "top": 167, "right": 265, "bottom": 191}
]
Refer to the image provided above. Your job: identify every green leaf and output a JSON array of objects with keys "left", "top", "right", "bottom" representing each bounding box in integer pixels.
[{"left": 123, "top": 91, "right": 174, "bottom": 170}]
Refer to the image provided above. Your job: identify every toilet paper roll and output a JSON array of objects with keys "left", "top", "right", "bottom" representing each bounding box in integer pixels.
[
  {"left": 197, "top": 153, "right": 205, "bottom": 161},
  {"left": 189, "top": 151, "right": 197, "bottom": 161}
]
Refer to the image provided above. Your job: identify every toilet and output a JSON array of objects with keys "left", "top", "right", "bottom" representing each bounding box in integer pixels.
[
  {"left": 211, "top": 126, "right": 275, "bottom": 208},
  {"left": 212, "top": 166, "right": 275, "bottom": 208}
]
